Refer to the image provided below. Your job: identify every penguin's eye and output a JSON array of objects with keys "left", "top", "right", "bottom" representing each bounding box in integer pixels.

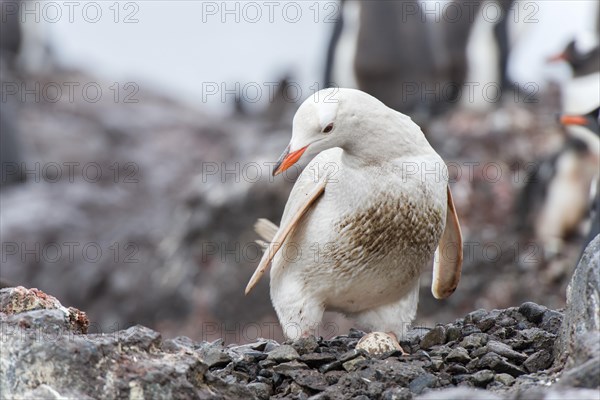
[{"left": 322, "top": 123, "right": 334, "bottom": 134}]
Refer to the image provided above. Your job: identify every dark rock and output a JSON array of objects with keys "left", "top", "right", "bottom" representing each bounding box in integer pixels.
[
  {"left": 476, "top": 353, "right": 525, "bottom": 377},
  {"left": 324, "top": 370, "right": 345, "bottom": 385},
  {"left": 518, "top": 302, "right": 547, "bottom": 323},
  {"left": 292, "top": 335, "right": 319, "bottom": 355},
  {"left": 471, "top": 340, "right": 527, "bottom": 363},
  {"left": 258, "top": 359, "right": 276, "bottom": 369},
  {"left": 287, "top": 368, "right": 329, "bottom": 391},
  {"left": 299, "top": 352, "right": 337, "bottom": 367},
  {"left": 162, "top": 336, "right": 195, "bottom": 353},
  {"left": 272, "top": 360, "right": 308, "bottom": 375},
  {"left": 266, "top": 344, "right": 299, "bottom": 362},
  {"left": 540, "top": 310, "right": 563, "bottom": 335},
  {"left": 342, "top": 355, "right": 368, "bottom": 372},
  {"left": 496, "top": 317, "right": 517, "bottom": 327},
  {"left": 445, "top": 326, "right": 462, "bottom": 342},
  {"left": 247, "top": 382, "right": 271, "bottom": 399},
  {"left": 381, "top": 387, "right": 412, "bottom": 400},
  {"left": 199, "top": 340, "right": 231, "bottom": 368},
  {"left": 523, "top": 350, "right": 553, "bottom": 373},
  {"left": 465, "top": 358, "right": 479, "bottom": 372},
  {"left": 459, "top": 333, "right": 488, "bottom": 349},
  {"left": 348, "top": 328, "right": 366, "bottom": 338},
  {"left": 490, "top": 327, "right": 507, "bottom": 340},
  {"left": 445, "top": 347, "right": 471, "bottom": 364},
  {"left": 493, "top": 373, "right": 515, "bottom": 386},
  {"left": 319, "top": 359, "right": 343, "bottom": 373},
  {"left": 420, "top": 326, "right": 447, "bottom": 349},
  {"left": 430, "top": 357, "right": 444, "bottom": 371},
  {"left": 366, "top": 381, "right": 386, "bottom": 398},
  {"left": 339, "top": 349, "right": 362, "bottom": 363},
  {"left": 465, "top": 309, "right": 489, "bottom": 325},
  {"left": 476, "top": 317, "right": 496, "bottom": 332},
  {"left": 429, "top": 345, "right": 452, "bottom": 357},
  {"left": 461, "top": 325, "right": 482, "bottom": 337},
  {"left": 406, "top": 327, "right": 432, "bottom": 345},
  {"left": 514, "top": 328, "right": 556, "bottom": 352},
  {"left": 451, "top": 374, "right": 470, "bottom": 385},
  {"left": 470, "top": 370, "right": 494, "bottom": 387},
  {"left": 446, "top": 364, "right": 468, "bottom": 375},
  {"left": 409, "top": 373, "right": 438, "bottom": 394}
]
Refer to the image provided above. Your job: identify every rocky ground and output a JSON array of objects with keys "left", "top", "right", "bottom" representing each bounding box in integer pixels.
[{"left": 1, "top": 237, "right": 597, "bottom": 399}]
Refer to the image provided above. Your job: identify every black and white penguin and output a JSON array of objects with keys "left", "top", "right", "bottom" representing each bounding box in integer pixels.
[
  {"left": 548, "top": 36, "right": 600, "bottom": 114},
  {"left": 324, "top": 0, "right": 525, "bottom": 114},
  {"left": 519, "top": 107, "right": 600, "bottom": 257},
  {"left": 548, "top": 39, "right": 600, "bottom": 78},
  {"left": 560, "top": 108, "right": 600, "bottom": 251}
]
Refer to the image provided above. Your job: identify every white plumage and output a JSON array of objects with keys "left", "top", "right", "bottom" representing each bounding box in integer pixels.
[{"left": 246, "top": 88, "right": 462, "bottom": 341}]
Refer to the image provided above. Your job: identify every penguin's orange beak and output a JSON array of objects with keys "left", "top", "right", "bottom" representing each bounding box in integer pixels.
[
  {"left": 560, "top": 115, "right": 587, "bottom": 126},
  {"left": 273, "top": 144, "right": 308, "bottom": 176},
  {"left": 547, "top": 52, "right": 566, "bottom": 63}
]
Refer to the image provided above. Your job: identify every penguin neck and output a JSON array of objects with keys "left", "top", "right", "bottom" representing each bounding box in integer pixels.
[{"left": 340, "top": 120, "right": 433, "bottom": 168}]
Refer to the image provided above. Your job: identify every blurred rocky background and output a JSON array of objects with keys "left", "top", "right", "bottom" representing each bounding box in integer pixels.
[{"left": 1, "top": 0, "right": 599, "bottom": 350}]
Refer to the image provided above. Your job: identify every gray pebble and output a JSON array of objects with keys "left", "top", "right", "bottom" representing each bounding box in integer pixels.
[
  {"left": 471, "top": 369, "right": 495, "bottom": 387},
  {"left": 409, "top": 373, "right": 438, "bottom": 394},
  {"left": 460, "top": 333, "right": 489, "bottom": 349},
  {"left": 292, "top": 336, "right": 319, "bottom": 355},
  {"left": 518, "top": 302, "right": 547, "bottom": 324},
  {"left": 421, "top": 326, "right": 447, "bottom": 349},
  {"left": 446, "top": 347, "right": 471, "bottom": 364},
  {"left": 342, "top": 355, "right": 367, "bottom": 372},
  {"left": 523, "top": 350, "right": 554, "bottom": 373},
  {"left": 272, "top": 360, "right": 308, "bottom": 375},
  {"left": 477, "top": 352, "right": 526, "bottom": 377},
  {"left": 446, "top": 326, "right": 462, "bottom": 342},
  {"left": 381, "top": 387, "right": 412, "bottom": 400},
  {"left": 494, "top": 373, "right": 515, "bottom": 386},
  {"left": 462, "top": 325, "right": 482, "bottom": 337},
  {"left": 267, "top": 344, "right": 299, "bottom": 362}
]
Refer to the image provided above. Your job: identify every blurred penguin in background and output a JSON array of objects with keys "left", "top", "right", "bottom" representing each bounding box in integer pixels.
[
  {"left": 0, "top": 0, "right": 26, "bottom": 189},
  {"left": 0, "top": 0, "right": 22, "bottom": 66},
  {"left": 324, "top": 0, "right": 360, "bottom": 89},
  {"left": 323, "top": 0, "right": 436, "bottom": 121},
  {"left": 428, "top": 0, "right": 483, "bottom": 111},
  {"left": 324, "top": 0, "right": 531, "bottom": 117},
  {"left": 461, "top": 0, "right": 527, "bottom": 110},
  {"left": 519, "top": 107, "right": 600, "bottom": 258},
  {"left": 560, "top": 109, "right": 600, "bottom": 253},
  {"left": 353, "top": 0, "right": 435, "bottom": 117},
  {"left": 547, "top": 34, "right": 600, "bottom": 114}
]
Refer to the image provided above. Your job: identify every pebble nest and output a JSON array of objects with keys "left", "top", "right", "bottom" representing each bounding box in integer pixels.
[{"left": 199, "top": 302, "right": 562, "bottom": 399}]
